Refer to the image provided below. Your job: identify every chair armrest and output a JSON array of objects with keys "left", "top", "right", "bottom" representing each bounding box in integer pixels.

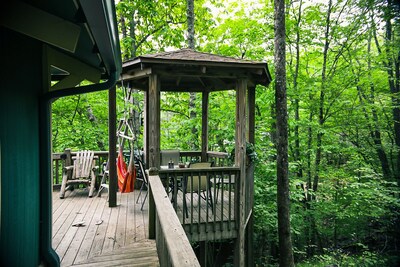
[{"left": 63, "top": 165, "right": 74, "bottom": 171}]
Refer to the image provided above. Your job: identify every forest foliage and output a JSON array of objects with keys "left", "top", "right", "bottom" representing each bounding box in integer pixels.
[{"left": 52, "top": 0, "right": 400, "bottom": 265}]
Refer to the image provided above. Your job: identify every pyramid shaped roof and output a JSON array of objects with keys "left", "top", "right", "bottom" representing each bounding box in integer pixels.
[{"left": 122, "top": 49, "right": 271, "bottom": 91}]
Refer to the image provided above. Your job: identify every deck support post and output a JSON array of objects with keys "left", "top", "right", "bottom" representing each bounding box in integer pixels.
[
  {"left": 147, "top": 74, "right": 160, "bottom": 168},
  {"left": 201, "top": 91, "right": 209, "bottom": 162},
  {"left": 108, "top": 86, "right": 117, "bottom": 207},
  {"left": 234, "top": 79, "right": 248, "bottom": 267}
]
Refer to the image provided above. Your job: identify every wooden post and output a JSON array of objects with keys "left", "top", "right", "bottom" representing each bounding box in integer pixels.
[
  {"left": 144, "top": 90, "right": 149, "bottom": 167},
  {"left": 248, "top": 87, "right": 256, "bottom": 144},
  {"left": 235, "top": 79, "right": 247, "bottom": 267},
  {"left": 64, "top": 148, "right": 72, "bottom": 168},
  {"left": 64, "top": 148, "right": 72, "bottom": 183},
  {"left": 108, "top": 86, "right": 117, "bottom": 207},
  {"left": 201, "top": 91, "right": 209, "bottom": 162},
  {"left": 247, "top": 86, "right": 256, "bottom": 267},
  {"left": 148, "top": 74, "right": 160, "bottom": 168}
]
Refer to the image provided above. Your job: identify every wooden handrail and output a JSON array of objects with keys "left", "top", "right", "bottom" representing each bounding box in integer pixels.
[{"left": 148, "top": 173, "right": 200, "bottom": 267}]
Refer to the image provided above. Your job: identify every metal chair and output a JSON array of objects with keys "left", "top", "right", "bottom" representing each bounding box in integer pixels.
[
  {"left": 135, "top": 159, "right": 149, "bottom": 211},
  {"left": 160, "top": 149, "right": 180, "bottom": 166},
  {"left": 97, "top": 161, "right": 109, "bottom": 198},
  {"left": 183, "top": 162, "right": 214, "bottom": 218}
]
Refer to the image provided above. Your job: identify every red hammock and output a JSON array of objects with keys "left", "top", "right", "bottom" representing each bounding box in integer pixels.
[{"left": 117, "top": 148, "right": 136, "bottom": 193}]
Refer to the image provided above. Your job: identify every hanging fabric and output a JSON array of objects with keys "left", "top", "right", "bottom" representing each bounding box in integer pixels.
[{"left": 117, "top": 147, "right": 136, "bottom": 193}]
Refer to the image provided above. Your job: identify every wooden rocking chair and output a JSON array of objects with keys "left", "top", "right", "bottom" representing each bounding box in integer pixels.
[{"left": 59, "top": 150, "right": 98, "bottom": 199}]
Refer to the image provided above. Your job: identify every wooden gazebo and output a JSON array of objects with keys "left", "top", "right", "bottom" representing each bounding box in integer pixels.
[
  {"left": 116, "top": 49, "right": 271, "bottom": 266},
  {"left": 121, "top": 49, "right": 271, "bottom": 165}
]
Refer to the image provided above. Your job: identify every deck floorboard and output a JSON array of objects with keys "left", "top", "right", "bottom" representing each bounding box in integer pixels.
[
  {"left": 52, "top": 189, "right": 155, "bottom": 266},
  {"left": 52, "top": 184, "right": 235, "bottom": 266}
]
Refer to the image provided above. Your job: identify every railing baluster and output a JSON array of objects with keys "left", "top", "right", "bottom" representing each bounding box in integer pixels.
[
  {"left": 220, "top": 171, "right": 224, "bottom": 234},
  {"left": 228, "top": 170, "right": 232, "bottom": 230},
  {"left": 213, "top": 171, "right": 219, "bottom": 235},
  {"left": 205, "top": 171, "right": 209, "bottom": 234},
  {"left": 173, "top": 173, "right": 178, "bottom": 212},
  {"left": 197, "top": 171, "right": 201, "bottom": 236},
  {"left": 190, "top": 172, "right": 194, "bottom": 236}
]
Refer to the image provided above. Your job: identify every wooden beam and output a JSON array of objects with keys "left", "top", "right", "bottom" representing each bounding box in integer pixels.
[
  {"left": 201, "top": 92, "right": 209, "bottom": 162},
  {"left": 1, "top": 1, "right": 81, "bottom": 53},
  {"left": 235, "top": 79, "right": 247, "bottom": 267},
  {"left": 148, "top": 74, "right": 160, "bottom": 168},
  {"left": 50, "top": 75, "right": 83, "bottom": 92},
  {"left": 125, "top": 81, "right": 148, "bottom": 91},
  {"left": 156, "top": 69, "right": 250, "bottom": 80},
  {"left": 46, "top": 46, "right": 101, "bottom": 91},
  {"left": 108, "top": 86, "right": 117, "bottom": 207},
  {"left": 197, "top": 77, "right": 207, "bottom": 87},
  {"left": 121, "top": 67, "right": 152, "bottom": 81}
]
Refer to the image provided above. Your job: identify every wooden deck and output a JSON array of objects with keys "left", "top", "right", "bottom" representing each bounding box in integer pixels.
[
  {"left": 52, "top": 188, "right": 159, "bottom": 266},
  {"left": 52, "top": 183, "right": 236, "bottom": 265}
]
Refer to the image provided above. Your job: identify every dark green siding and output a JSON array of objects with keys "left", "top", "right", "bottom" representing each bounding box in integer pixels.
[{"left": 0, "top": 29, "right": 41, "bottom": 266}]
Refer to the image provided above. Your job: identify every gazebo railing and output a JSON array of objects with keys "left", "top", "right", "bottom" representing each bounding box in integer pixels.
[
  {"left": 179, "top": 151, "right": 231, "bottom": 167},
  {"left": 158, "top": 166, "right": 239, "bottom": 242}
]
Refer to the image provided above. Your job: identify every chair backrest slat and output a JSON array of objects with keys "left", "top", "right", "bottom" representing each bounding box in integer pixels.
[{"left": 73, "top": 150, "right": 95, "bottom": 178}]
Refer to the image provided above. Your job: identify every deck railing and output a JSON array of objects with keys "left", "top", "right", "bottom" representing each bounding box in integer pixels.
[
  {"left": 158, "top": 166, "right": 240, "bottom": 241},
  {"left": 148, "top": 172, "right": 200, "bottom": 267},
  {"left": 52, "top": 150, "right": 231, "bottom": 185},
  {"left": 179, "top": 151, "right": 232, "bottom": 167}
]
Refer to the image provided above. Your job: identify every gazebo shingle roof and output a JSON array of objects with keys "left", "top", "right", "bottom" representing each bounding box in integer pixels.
[
  {"left": 121, "top": 48, "right": 272, "bottom": 90},
  {"left": 139, "top": 48, "right": 265, "bottom": 65}
]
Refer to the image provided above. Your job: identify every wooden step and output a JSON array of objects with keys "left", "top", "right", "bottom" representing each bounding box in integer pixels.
[{"left": 69, "top": 240, "right": 159, "bottom": 267}]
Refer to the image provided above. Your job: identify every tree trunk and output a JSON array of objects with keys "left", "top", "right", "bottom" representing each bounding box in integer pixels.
[
  {"left": 313, "top": 0, "right": 332, "bottom": 193},
  {"left": 292, "top": 0, "right": 303, "bottom": 179},
  {"left": 129, "top": 11, "right": 137, "bottom": 58},
  {"left": 187, "top": 0, "right": 195, "bottom": 49},
  {"left": 187, "top": 0, "right": 198, "bottom": 150},
  {"left": 371, "top": 0, "right": 400, "bottom": 181},
  {"left": 274, "top": 0, "right": 295, "bottom": 266},
  {"left": 352, "top": 32, "right": 392, "bottom": 179},
  {"left": 383, "top": 0, "right": 400, "bottom": 182},
  {"left": 120, "top": 15, "right": 129, "bottom": 60}
]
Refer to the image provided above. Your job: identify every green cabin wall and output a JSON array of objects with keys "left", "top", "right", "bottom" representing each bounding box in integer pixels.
[{"left": 0, "top": 28, "right": 44, "bottom": 266}]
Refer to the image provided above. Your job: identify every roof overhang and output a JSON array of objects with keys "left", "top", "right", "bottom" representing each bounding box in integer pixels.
[
  {"left": 1, "top": 0, "right": 122, "bottom": 95},
  {"left": 121, "top": 49, "right": 271, "bottom": 92}
]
